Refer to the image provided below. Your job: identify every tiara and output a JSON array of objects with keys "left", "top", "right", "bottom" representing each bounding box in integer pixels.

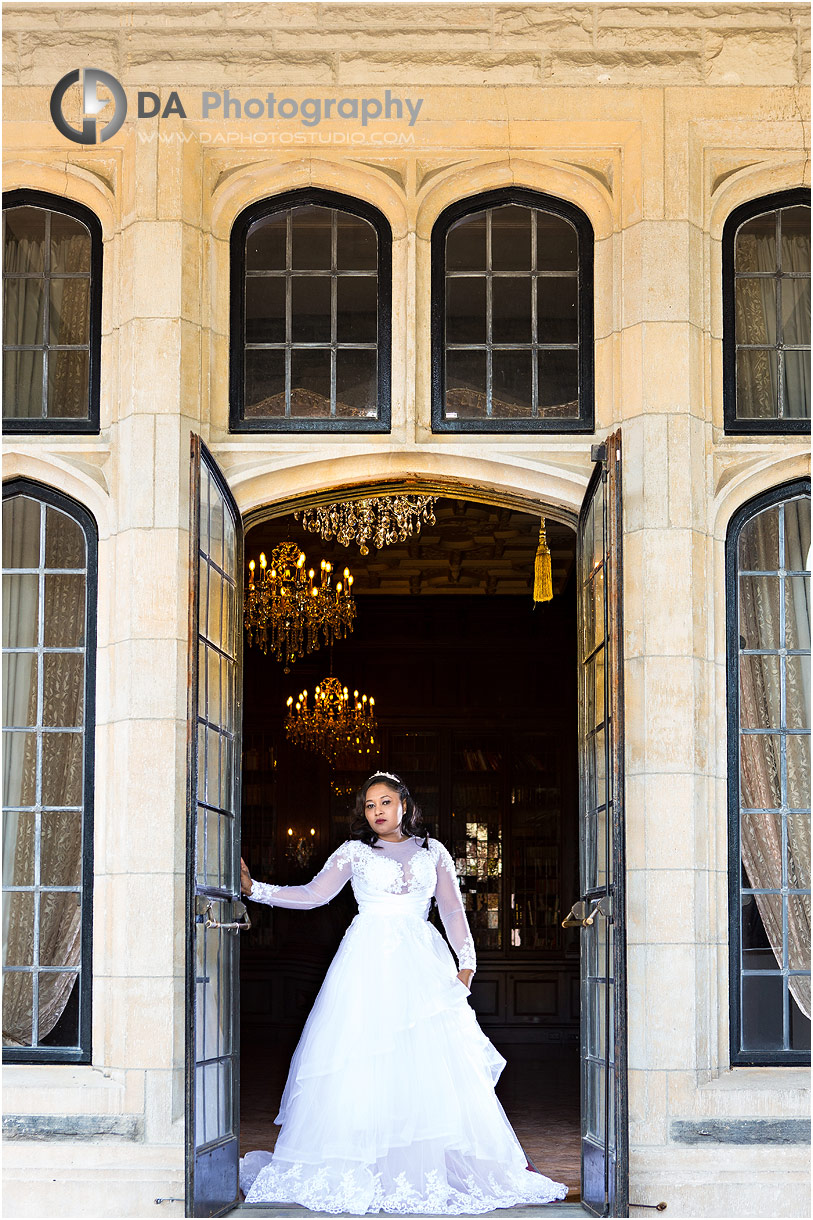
[{"left": 367, "top": 771, "right": 402, "bottom": 785}]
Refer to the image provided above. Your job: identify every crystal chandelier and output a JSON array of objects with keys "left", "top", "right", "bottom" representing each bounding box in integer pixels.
[
  {"left": 295, "top": 495, "right": 437, "bottom": 556},
  {"left": 285, "top": 677, "right": 379, "bottom": 765},
  {"left": 244, "top": 542, "right": 356, "bottom": 669}
]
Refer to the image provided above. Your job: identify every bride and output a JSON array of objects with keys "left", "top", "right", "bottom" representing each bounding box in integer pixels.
[{"left": 239, "top": 770, "right": 568, "bottom": 1215}]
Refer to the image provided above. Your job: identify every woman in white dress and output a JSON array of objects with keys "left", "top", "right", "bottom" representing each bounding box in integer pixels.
[{"left": 239, "top": 771, "right": 568, "bottom": 1215}]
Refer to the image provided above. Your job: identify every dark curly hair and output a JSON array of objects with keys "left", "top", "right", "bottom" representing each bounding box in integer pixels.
[{"left": 349, "top": 772, "right": 430, "bottom": 849}]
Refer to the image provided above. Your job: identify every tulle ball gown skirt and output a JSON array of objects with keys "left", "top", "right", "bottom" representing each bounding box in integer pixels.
[{"left": 240, "top": 896, "right": 568, "bottom": 1214}]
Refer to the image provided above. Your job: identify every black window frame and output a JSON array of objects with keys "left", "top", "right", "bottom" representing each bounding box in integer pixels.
[
  {"left": 229, "top": 188, "right": 392, "bottom": 434},
  {"left": 2, "top": 190, "right": 103, "bottom": 435},
  {"left": 2, "top": 477, "right": 97, "bottom": 1065},
  {"left": 722, "top": 188, "right": 811, "bottom": 436},
  {"left": 431, "top": 187, "right": 594, "bottom": 434},
  {"left": 726, "top": 476, "right": 811, "bottom": 1066}
]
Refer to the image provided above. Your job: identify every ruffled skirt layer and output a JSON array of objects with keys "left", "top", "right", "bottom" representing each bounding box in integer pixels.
[{"left": 240, "top": 908, "right": 568, "bottom": 1214}]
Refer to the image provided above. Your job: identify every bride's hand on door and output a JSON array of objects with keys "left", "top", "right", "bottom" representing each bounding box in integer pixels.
[{"left": 240, "top": 857, "right": 253, "bottom": 897}]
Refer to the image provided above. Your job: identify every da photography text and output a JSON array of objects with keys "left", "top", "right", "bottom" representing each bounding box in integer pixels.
[{"left": 50, "top": 68, "right": 424, "bottom": 145}]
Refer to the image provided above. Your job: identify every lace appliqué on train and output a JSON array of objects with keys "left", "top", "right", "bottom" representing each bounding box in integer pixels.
[{"left": 242, "top": 1159, "right": 568, "bottom": 1215}]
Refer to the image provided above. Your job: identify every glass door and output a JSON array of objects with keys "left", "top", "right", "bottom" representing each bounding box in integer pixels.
[
  {"left": 186, "top": 436, "right": 245, "bottom": 1217},
  {"left": 567, "top": 429, "right": 628, "bottom": 1216}
]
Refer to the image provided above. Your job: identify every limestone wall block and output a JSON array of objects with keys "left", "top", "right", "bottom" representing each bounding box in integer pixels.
[
  {"left": 623, "top": 527, "right": 644, "bottom": 658},
  {"left": 97, "top": 974, "right": 177, "bottom": 1071},
  {"left": 181, "top": 226, "right": 203, "bottom": 326},
  {"left": 593, "top": 334, "right": 615, "bottom": 434},
  {"left": 596, "top": 5, "right": 807, "bottom": 32},
  {"left": 179, "top": 321, "right": 204, "bottom": 425},
  {"left": 102, "top": 872, "right": 181, "bottom": 981},
  {"left": 143, "top": 1067, "right": 185, "bottom": 1146},
  {"left": 619, "top": 325, "right": 643, "bottom": 423},
  {"left": 120, "top": 126, "right": 158, "bottom": 229},
  {"left": 15, "top": 32, "right": 119, "bottom": 84},
  {"left": 118, "top": 527, "right": 185, "bottom": 640},
  {"left": 121, "top": 39, "right": 335, "bottom": 86},
  {"left": 335, "top": 52, "right": 543, "bottom": 86},
  {"left": 595, "top": 24, "right": 705, "bottom": 52},
  {"left": 626, "top": 866, "right": 647, "bottom": 945},
  {"left": 115, "top": 412, "right": 156, "bottom": 526},
  {"left": 125, "top": 318, "right": 183, "bottom": 417},
  {"left": 98, "top": 719, "right": 185, "bottom": 875},
  {"left": 624, "top": 772, "right": 646, "bottom": 870},
  {"left": 705, "top": 30, "right": 800, "bottom": 87},
  {"left": 643, "top": 656, "right": 696, "bottom": 772},
  {"left": 625, "top": 941, "right": 647, "bottom": 1071},
  {"left": 630, "top": 1147, "right": 810, "bottom": 1220},
  {"left": 2, "top": 1064, "right": 139, "bottom": 1117},
  {"left": 644, "top": 869, "right": 695, "bottom": 945},
  {"left": 667, "top": 1065, "right": 812, "bottom": 1118},
  {"left": 320, "top": 5, "right": 491, "bottom": 28},
  {"left": 273, "top": 26, "right": 494, "bottom": 51},
  {"left": 624, "top": 655, "right": 646, "bottom": 776},
  {"left": 2, "top": 1144, "right": 184, "bottom": 1220},
  {"left": 622, "top": 415, "right": 670, "bottom": 532},
  {"left": 207, "top": 331, "right": 229, "bottom": 431},
  {"left": 549, "top": 50, "right": 704, "bottom": 87},
  {"left": 640, "top": 323, "right": 695, "bottom": 415},
  {"left": 666, "top": 414, "right": 708, "bottom": 534},
  {"left": 627, "top": 1068, "right": 668, "bottom": 1146},
  {"left": 492, "top": 8, "right": 593, "bottom": 47},
  {"left": 642, "top": 528, "right": 695, "bottom": 656},
  {"left": 121, "top": 221, "right": 183, "bottom": 321},
  {"left": 107, "top": 638, "right": 184, "bottom": 723},
  {"left": 644, "top": 772, "right": 696, "bottom": 871},
  {"left": 642, "top": 943, "right": 696, "bottom": 1068}
]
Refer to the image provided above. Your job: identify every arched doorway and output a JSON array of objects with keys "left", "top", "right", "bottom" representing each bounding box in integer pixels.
[{"left": 185, "top": 438, "right": 627, "bottom": 1217}]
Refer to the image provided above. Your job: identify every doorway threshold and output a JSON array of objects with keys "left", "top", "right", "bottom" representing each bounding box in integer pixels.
[{"left": 229, "top": 1205, "right": 584, "bottom": 1218}]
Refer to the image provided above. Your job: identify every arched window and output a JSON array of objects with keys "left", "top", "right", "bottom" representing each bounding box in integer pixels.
[
  {"left": 727, "top": 479, "right": 811, "bottom": 1064},
  {"left": 2, "top": 191, "right": 102, "bottom": 433},
  {"left": 723, "top": 190, "right": 811, "bottom": 433},
  {"left": 2, "top": 480, "right": 97, "bottom": 1063},
  {"left": 230, "top": 189, "right": 391, "bottom": 432},
  {"left": 431, "top": 189, "right": 593, "bottom": 432}
]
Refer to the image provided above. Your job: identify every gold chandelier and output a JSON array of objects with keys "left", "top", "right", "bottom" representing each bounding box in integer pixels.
[
  {"left": 285, "top": 677, "right": 379, "bottom": 765},
  {"left": 244, "top": 542, "right": 356, "bottom": 669},
  {"left": 294, "top": 495, "right": 437, "bottom": 556}
]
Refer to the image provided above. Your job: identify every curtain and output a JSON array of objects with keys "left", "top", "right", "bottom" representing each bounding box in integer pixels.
[
  {"left": 2, "top": 497, "right": 85, "bottom": 1046},
  {"left": 3, "top": 230, "right": 45, "bottom": 418},
  {"left": 735, "top": 216, "right": 811, "bottom": 420},
  {"left": 738, "top": 497, "right": 811, "bottom": 1019},
  {"left": 3, "top": 216, "right": 89, "bottom": 419}
]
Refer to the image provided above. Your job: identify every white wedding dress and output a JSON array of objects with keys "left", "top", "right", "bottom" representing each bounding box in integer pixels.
[{"left": 240, "top": 835, "right": 568, "bottom": 1215}]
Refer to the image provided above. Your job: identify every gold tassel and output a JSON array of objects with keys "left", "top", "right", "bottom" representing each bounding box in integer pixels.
[{"left": 533, "top": 518, "right": 553, "bottom": 603}]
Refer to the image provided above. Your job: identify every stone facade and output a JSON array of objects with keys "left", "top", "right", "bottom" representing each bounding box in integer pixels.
[{"left": 2, "top": 4, "right": 810, "bottom": 1218}]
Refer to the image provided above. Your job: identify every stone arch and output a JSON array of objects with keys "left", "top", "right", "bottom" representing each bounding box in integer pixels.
[
  {"left": 415, "top": 157, "right": 616, "bottom": 242},
  {"left": 2, "top": 449, "right": 113, "bottom": 540},
  {"left": 209, "top": 157, "right": 408, "bottom": 243},
  {"left": 709, "top": 157, "right": 809, "bottom": 242},
  {"left": 220, "top": 448, "right": 588, "bottom": 527},
  {"left": 2, "top": 160, "right": 116, "bottom": 240},
  {"left": 712, "top": 451, "right": 810, "bottom": 544}
]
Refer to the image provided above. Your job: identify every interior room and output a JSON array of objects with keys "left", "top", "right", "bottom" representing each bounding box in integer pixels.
[{"left": 238, "top": 495, "right": 582, "bottom": 1194}]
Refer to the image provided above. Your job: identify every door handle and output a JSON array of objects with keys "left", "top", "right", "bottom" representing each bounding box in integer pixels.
[
  {"left": 562, "top": 897, "right": 608, "bottom": 928},
  {"left": 200, "top": 900, "right": 252, "bottom": 934}
]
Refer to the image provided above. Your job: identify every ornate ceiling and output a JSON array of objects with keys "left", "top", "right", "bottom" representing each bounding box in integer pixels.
[{"left": 245, "top": 498, "right": 576, "bottom": 597}]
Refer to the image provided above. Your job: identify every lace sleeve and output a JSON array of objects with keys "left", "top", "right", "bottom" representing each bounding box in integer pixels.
[
  {"left": 248, "top": 842, "right": 354, "bottom": 909},
  {"left": 430, "top": 840, "right": 476, "bottom": 974}
]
